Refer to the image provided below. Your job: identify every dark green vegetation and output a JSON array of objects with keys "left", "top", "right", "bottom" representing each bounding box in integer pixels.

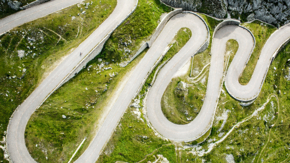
[
  {"left": 0, "top": 0, "right": 35, "bottom": 19},
  {"left": 0, "top": 0, "right": 117, "bottom": 162},
  {"left": 24, "top": 0, "right": 171, "bottom": 162},
  {"left": 99, "top": 17, "right": 290, "bottom": 162}
]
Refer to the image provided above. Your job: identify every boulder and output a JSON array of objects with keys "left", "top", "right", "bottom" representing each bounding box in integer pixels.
[
  {"left": 270, "top": 5, "right": 282, "bottom": 15},
  {"left": 247, "top": 13, "right": 255, "bottom": 22},
  {"left": 284, "top": 0, "right": 290, "bottom": 7},
  {"left": 8, "top": 0, "right": 21, "bottom": 10},
  {"left": 175, "top": 81, "right": 188, "bottom": 98},
  {"left": 253, "top": 0, "right": 262, "bottom": 10}
]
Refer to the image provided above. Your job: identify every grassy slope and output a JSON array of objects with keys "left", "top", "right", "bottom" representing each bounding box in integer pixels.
[
  {"left": 98, "top": 16, "right": 290, "bottom": 163},
  {"left": 97, "top": 27, "right": 193, "bottom": 163},
  {"left": 0, "top": 0, "right": 117, "bottom": 162},
  {"left": 24, "top": 0, "right": 170, "bottom": 162}
]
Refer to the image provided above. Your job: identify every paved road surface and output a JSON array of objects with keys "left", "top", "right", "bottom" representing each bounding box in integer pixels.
[
  {"left": 75, "top": 12, "right": 208, "bottom": 162},
  {"left": 6, "top": 0, "right": 137, "bottom": 162},
  {"left": 7, "top": 0, "right": 290, "bottom": 161},
  {"left": 225, "top": 24, "right": 290, "bottom": 102},
  {"left": 147, "top": 21, "right": 290, "bottom": 142},
  {"left": 146, "top": 25, "right": 249, "bottom": 142},
  {"left": 0, "top": 0, "right": 83, "bottom": 35}
]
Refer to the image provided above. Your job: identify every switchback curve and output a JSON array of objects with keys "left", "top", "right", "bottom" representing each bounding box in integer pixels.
[{"left": 147, "top": 20, "right": 290, "bottom": 142}]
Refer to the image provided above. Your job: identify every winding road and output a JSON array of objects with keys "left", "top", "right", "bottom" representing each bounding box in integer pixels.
[
  {"left": 4, "top": 0, "right": 290, "bottom": 162},
  {"left": 147, "top": 20, "right": 290, "bottom": 142},
  {"left": 5, "top": 0, "right": 137, "bottom": 162}
]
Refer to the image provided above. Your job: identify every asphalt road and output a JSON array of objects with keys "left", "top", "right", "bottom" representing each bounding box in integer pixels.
[
  {"left": 147, "top": 22, "right": 290, "bottom": 142},
  {"left": 6, "top": 0, "right": 137, "bottom": 162},
  {"left": 0, "top": 0, "right": 83, "bottom": 35},
  {"left": 6, "top": 0, "right": 290, "bottom": 161},
  {"left": 146, "top": 24, "right": 252, "bottom": 142},
  {"left": 225, "top": 24, "right": 290, "bottom": 102}
]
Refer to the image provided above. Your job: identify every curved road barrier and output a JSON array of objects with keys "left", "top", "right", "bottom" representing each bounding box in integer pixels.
[
  {"left": 147, "top": 18, "right": 290, "bottom": 142},
  {"left": 0, "top": 0, "right": 83, "bottom": 35},
  {"left": 6, "top": 0, "right": 138, "bottom": 162}
]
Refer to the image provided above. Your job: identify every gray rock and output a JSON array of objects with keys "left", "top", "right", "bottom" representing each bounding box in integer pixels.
[
  {"left": 161, "top": 0, "right": 227, "bottom": 18},
  {"left": 247, "top": 13, "right": 255, "bottom": 22},
  {"left": 270, "top": 5, "right": 282, "bottom": 15},
  {"left": 8, "top": 0, "right": 21, "bottom": 10},
  {"left": 161, "top": 0, "right": 290, "bottom": 26},
  {"left": 284, "top": 0, "right": 290, "bottom": 7},
  {"left": 244, "top": 3, "right": 253, "bottom": 13},
  {"left": 253, "top": 0, "right": 262, "bottom": 10},
  {"left": 228, "top": 0, "right": 243, "bottom": 13},
  {"left": 254, "top": 7, "right": 277, "bottom": 24}
]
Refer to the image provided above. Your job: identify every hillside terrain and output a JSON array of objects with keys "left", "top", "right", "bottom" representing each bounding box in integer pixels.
[{"left": 1, "top": 0, "right": 290, "bottom": 162}]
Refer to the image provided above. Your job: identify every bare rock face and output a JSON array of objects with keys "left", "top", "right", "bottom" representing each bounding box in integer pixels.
[
  {"left": 8, "top": 1, "right": 21, "bottom": 10},
  {"left": 160, "top": 0, "right": 290, "bottom": 26},
  {"left": 161, "top": 0, "right": 227, "bottom": 19}
]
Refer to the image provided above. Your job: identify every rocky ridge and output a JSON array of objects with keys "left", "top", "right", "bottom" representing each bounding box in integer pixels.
[{"left": 161, "top": 0, "right": 290, "bottom": 26}]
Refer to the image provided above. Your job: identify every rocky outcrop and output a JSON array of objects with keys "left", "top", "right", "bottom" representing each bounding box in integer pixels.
[
  {"left": 161, "top": 0, "right": 227, "bottom": 18},
  {"left": 161, "top": 0, "right": 290, "bottom": 26},
  {"left": 8, "top": 1, "right": 21, "bottom": 10}
]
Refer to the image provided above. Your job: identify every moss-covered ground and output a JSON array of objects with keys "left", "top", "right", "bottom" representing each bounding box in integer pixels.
[
  {"left": 24, "top": 0, "right": 171, "bottom": 162},
  {"left": 98, "top": 17, "right": 290, "bottom": 163}
]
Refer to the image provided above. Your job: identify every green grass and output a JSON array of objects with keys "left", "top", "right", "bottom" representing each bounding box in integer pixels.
[
  {"left": 160, "top": 39, "right": 238, "bottom": 125},
  {"left": 182, "top": 26, "right": 290, "bottom": 163},
  {"left": 188, "top": 42, "right": 290, "bottom": 161},
  {"left": 97, "top": 14, "right": 216, "bottom": 162},
  {"left": 226, "top": 39, "right": 239, "bottom": 66},
  {"left": 239, "top": 21, "right": 277, "bottom": 85},
  {"left": 0, "top": 0, "right": 39, "bottom": 19},
  {"left": 160, "top": 16, "right": 222, "bottom": 125},
  {"left": 24, "top": 0, "right": 171, "bottom": 162},
  {"left": 0, "top": 0, "right": 117, "bottom": 162},
  {"left": 98, "top": 15, "right": 290, "bottom": 163},
  {"left": 97, "top": 106, "right": 176, "bottom": 163}
]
